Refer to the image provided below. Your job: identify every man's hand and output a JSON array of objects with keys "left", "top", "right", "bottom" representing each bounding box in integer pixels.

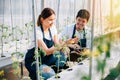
[
  {"left": 68, "top": 44, "right": 80, "bottom": 49},
  {"left": 66, "top": 37, "right": 79, "bottom": 44}
]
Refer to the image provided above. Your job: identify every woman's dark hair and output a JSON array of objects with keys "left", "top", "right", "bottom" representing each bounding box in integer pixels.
[
  {"left": 76, "top": 9, "right": 90, "bottom": 21},
  {"left": 37, "top": 8, "right": 55, "bottom": 26}
]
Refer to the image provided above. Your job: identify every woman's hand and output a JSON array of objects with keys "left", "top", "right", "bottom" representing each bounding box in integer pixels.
[{"left": 54, "top": 42, "right": 70, "bottom": 55}]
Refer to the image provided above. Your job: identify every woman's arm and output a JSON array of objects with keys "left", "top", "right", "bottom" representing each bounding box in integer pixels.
[
  {"left": 38, "top": 39, "right": 56, "bottom": 56},
  {"left": 53, "top": 34, "right": 59, "bottom": 44}
]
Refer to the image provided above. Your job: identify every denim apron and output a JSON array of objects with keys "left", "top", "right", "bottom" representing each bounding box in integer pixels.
[
  {"left": 69, "top": 25, "right": 87, "bottom": 62},
  {"left": 25, "top": 26, "right": 55, "bottom": 80},
  {"left": 40, "top": 26, "right": 66, "bottom": 67},
  {"left": 72, "top": 24, "right": 86, "bottom": 48},
  {"left": 25, "top": 47, "right": 36, "bottom": 80},
  {"left": 40, "top": 26, "right": 57, "bottom": 66},
  {"left": 25, "top": 26, "right": 66, "bottom": 80}
]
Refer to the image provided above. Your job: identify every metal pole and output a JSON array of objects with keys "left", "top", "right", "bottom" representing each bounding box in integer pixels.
[
  {"left": 1, "top": 0, "right": 5, "bottom": 57},
  {"left": 32, "top": 0, "right": 40, "bottom": 80},
  {"left": 74, "top": 0, "right": 76, "bottom": 21},
  {"left": 82, "top": 0, "right": 85, "bottom": 9},
  {"left": 89, "top": 0, "right": 95, "bottom": 80},
  {"left": 41, "top": 0, "right": 44, "bottom": 10},
  {"left": 56, "top": 0, "right": 60, "bottom": 28},
  {"left": 10, "top": 0, "right": 14, "bottom": 41},
  {"left": 100, "top": 0, "right": 103, "bottom": 35},
  {"left": 88, "top": 0, "right": 91, "bottom": 14},
  {"left": 110, "top": 0, "right": 113, "bottom": 31}
]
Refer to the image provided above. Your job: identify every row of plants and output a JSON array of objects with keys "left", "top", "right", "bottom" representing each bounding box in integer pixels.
[
  {"left": 0, "top": 21, "right": 33, "bottom": 80},
  {"left": 0, "top": 21, "right": 120, "bottom": 80},
  {"left": 0, "top": 21, "right": 33, "bottom": 57}
]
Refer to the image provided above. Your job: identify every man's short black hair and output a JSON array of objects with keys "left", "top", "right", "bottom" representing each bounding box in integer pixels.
[{"left": 76, "top": 9, "right": 90, "bottom": 21}]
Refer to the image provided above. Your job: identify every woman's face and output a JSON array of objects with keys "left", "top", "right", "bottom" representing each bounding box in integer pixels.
[
  {"left": 42, "top": 14, "right": 56, "bottom": 28},
  {"left": 76, "top": 17, "right": 87, "bottom": 31}
]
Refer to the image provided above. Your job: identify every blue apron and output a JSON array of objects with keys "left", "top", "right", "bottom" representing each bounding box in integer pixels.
[
  {"left": 72, "top": 24, "right": 86, "bottom": 48},
  {"left": 69, "top": 25, "right": 87, "bottom": 62},
  {"left": 25, "top": 26, "right": 66, "bottom": 80},
  {"left": 40, "top": 26, "right": 66, "bottom": 67},
  {"left": 25, "top": 26, "right": 55, "bottom": 80},
  {"left": 25, "top": 47, "right": 36, "bottom": 80},
  {"left": 40, "top": 26, "right": 57, "bottom": 66}
]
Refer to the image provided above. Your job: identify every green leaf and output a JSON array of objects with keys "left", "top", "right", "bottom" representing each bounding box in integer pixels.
[
  {"left": 81, "top": 75, "right": 90, "bottom": 80},
  {"left": 97, "top": 45, "right": 103, "bottom": 54},
  {"left": 31, "top": 61, "right": 36, "bottom": 66},
  {"left": 96, "top": 59, "right": 106, "bottom": 73},
  {"left": 38, "top": 48, "right": 46, "bottom": 57},
  {"left": 106, "top": 51, "right": 110, "bottom": 58},
  {"left": 106, "top": 42, "right": 111, "bottom": 58}
]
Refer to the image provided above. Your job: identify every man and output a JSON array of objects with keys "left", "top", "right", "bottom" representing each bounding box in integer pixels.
[
  {"left": 59, "top": 9, "right": 91, "bottom": 49},
  {"left": 59, "top": 9, "right": 91, "bottom": 62}
]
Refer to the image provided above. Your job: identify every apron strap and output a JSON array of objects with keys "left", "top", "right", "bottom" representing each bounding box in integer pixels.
[
  {"left": 72, "top": 24, "right": 76, "bottom": 38},
  {"left": 71, "top": 24, "right": 86, "bottom": 39},
  {"left": 83, "top": 28, "right": 86, "bottom": 39},
  {"left": 40, "top": 26, "right": 53, "bottom": 40}
]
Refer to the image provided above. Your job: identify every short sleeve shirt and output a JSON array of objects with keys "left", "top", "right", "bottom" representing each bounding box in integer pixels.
[
  {"left": 59, "top": 24, "right": 91, "bottom": 48},
  {"left": 29, "top": 25, "right": 57, "bottom": 49}
]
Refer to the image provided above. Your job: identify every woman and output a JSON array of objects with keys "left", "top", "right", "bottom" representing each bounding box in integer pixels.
[{"left": 25, "top": 8, "right": 66, "bottom": 80}]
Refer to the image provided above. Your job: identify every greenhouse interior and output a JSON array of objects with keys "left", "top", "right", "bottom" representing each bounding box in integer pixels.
[{"left": 0, "top": 0, "right": 120, "bottom": 80}]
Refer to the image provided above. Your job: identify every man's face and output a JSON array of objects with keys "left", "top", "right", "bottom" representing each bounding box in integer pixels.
[{"left": 76, "top": 17, "right": 88, "bottom": 31}]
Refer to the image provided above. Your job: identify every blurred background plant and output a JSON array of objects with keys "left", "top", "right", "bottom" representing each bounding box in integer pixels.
[
  {"left": 0, "top": 70, "right": 6, "bottom": 80},
  {"left": 11, "top": 52, "right": 24, "bottom": 80},
  {"left": 80, "top": 32, "right": 120, "bottom": 80}
]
